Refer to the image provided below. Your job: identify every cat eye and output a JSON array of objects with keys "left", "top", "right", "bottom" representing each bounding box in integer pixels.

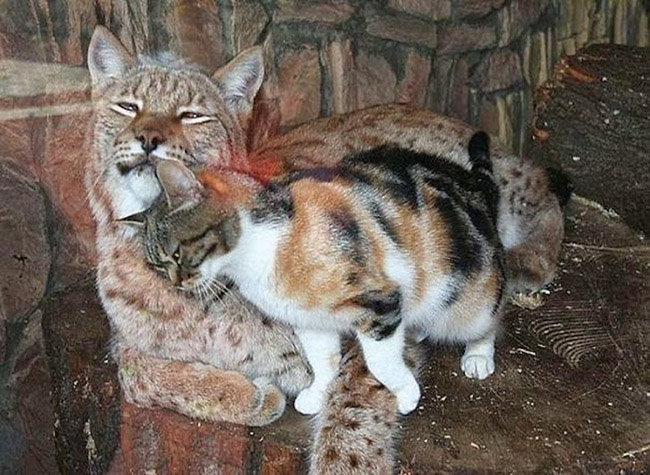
[
  {"left": 172, "top": 249, "right": 181, "bottom": 262},
  {"left": 178, "top": 111, "right": 211, "bottom": 124},
  {"left": 110, "top": 102, "right": 140, "bottom": 116},
  {"left": 179, "top": 111, "right": 202, "bottom": 119}
]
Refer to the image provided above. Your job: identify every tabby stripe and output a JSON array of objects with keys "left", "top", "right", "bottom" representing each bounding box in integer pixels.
[
  {"left": 329, "top": 210, "right": 366, "bottom": 264},
  {"left": 182, "top": 225, "right": 219, "bottom": 245},
  {"left": 433, "top": 195, "right": 482, "bottom": 275}
]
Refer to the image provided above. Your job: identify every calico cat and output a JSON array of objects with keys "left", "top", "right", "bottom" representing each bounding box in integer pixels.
[{"left": 131, "top": 131, "right": 506, "bottom": 415}]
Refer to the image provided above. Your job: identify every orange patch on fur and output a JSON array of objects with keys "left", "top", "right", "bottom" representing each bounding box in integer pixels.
[{"left": 198, "top": 171, "right": 231, "bottom": 196}]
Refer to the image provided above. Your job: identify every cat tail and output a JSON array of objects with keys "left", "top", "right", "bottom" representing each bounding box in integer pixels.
[
  {"left": 309, "top": 339, "right": 424, "bottom": 474},
  {"left": 468, "top": 131, "right": 500, "bottom": 220},
  {"left": 467, "top": 131, "right": 493, "bottom": 176}
]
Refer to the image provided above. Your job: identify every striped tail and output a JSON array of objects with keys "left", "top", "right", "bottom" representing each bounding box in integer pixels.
[{"left": 467, "top": 131, "right": 499, "bottom": 221}]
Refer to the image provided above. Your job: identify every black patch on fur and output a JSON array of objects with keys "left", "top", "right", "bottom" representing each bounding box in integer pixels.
[
  {"left": 442, "top": 283, "right": 464, "bottom": 308},
  {"left": 354, "top": 289, "right": 401, "bottom": 316},
  {"left": 251, "top": 181, "right": 293, "bottom": 223},
  {"left": 371, "top": 318, "right": 402, "bottom": 340},
  {"left": 344, "top": 146, "right": 421, "bottom": 207},
  {"left": 467, "top": 203, "right": 497, "bottom": 244},
  {"left": 467, "top": 131, "right": 500, "bottom": 222},
  {"left": 354, "top": 289, "right": 403, "bottom": 340},
  {"left": 545, "top": 167, "right": 573, "bottom": 208},
  {"left": 280, "top": 351, "right": 300, "bottom": 360},
  {"left": 366, "top": 199, "right": 400, "bottom": 244},
  {"left": 286, "top": 167, "right": 340, "bottom": 183},
  {"left": 434, "top": 196, "right": 482, "bottom": 275},
  {"left": 467, "top": 131, "right": 492, "bottom": 172},
  {"left": 329, "top": 210, "right": 365, "bottom": 264}
]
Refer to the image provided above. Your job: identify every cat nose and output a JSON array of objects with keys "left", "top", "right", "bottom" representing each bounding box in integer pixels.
[{"left": 136, "top": 128, "right": 164, "bottom": 155}]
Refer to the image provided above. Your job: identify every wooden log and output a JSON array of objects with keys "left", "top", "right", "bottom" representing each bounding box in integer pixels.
[
  {"left": 41, "top": 277, "right": 121, "bottom": 474},
  {"left": 526, "top": 43, "right": 650, "bottom": 234}
]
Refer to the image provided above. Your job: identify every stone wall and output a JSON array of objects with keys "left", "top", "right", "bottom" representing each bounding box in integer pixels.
[
  {"left": 1, "top": 0, "right": 648, "bottom": 154},
  {"left": 0, "top": 0, "right": 648, "bottom": 472}
]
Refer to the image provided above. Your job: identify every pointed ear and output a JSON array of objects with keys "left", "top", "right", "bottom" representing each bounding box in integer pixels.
[
  {"left": 212, "top": 46, "right": 264, "bottom": 115},
  {"left": 156, "top": 160, "right": 205, "bottom": 210},
  {"left": 116, "top": 211, "right": 147, "bottom": 227},
  {"left": 87, "top": 26, "right": 135, "bottom": 84}
]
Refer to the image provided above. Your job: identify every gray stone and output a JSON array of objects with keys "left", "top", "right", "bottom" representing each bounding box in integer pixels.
[
  {"left": 472, "top": 49, "right": 523, "bottom": 92},
  {"left": 354, "top": 50, "right": 397, "bottom": 109},
  {"left": 456, "top": 0, "right": 506, "bottom": 19},
  {"left": 0, "top": 160, "right": 50, "bottom": 322},
  {"left": 232, "top": 1, "right": 269, "bottom": 52},
  {"left": 437, "top": 22, "right": 497, "bottom": 55},
  {"left": 448, "top": 57, "right": 469, "bottom": 121},
  {"left": 498, "top": 0, "right": 550, "bottom": 46},
  {"left": 275, "top": 0, "right": 355, "bottom": 25},
  {"left": 322, "top": 38, "right": 357, "bottom": 115},
  {"left": 396, "top": 49, "right": 432, "bottom": 107},
  {"left": 365, "top": 13, "right": 437, "bottom": 48},
  {"left": 387, "top": 0, "right": 451, "bottom": 21},
  {"left": 276, "top": 47, "right": 322, "bottom": 126}
]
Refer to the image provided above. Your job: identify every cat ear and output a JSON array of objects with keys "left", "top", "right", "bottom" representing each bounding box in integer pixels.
[
  {"left": 212, "top": 46, "right": 264, "bottom": 115},
  {"left": 156, "top": 160, "right": 205, "bottom": 210},
  {"left": 87, "top": 26, "right": 135, "bottom": 84},
  {"left": 116, "top": 211, "right": 146, "bottom": 227}
]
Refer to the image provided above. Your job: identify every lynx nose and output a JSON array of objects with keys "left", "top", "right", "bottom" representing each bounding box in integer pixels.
[{"left": 136, "top": 128, "right": 164, "bottom": 155}]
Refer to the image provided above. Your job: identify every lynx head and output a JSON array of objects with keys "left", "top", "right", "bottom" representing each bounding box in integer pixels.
[{"left": 86, "top": 26, "right": 264, "bottom": 222}]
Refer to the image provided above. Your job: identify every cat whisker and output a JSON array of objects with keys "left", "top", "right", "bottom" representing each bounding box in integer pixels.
[{"left": 84, "top": 166, "right": 109, "bottom": 205}]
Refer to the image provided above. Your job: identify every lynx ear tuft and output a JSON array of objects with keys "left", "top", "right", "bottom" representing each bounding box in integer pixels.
[
  {"left": 156, "top": 160, "right": 205, "bottom": 210},
  {"left": 87, "top": 26, "right": 135, "bottom": 83},
  {"left": 212, "top": 46, "right": 264, "bottom": 114}
]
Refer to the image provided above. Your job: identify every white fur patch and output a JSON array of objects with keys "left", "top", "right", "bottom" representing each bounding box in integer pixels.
[
  {"left": 294, "top": 329, "right": 340, "bottom": 415},
  {"left": 461, "top": 333, "right": 496, "bottom": 379},
  {"left": 112, "top": 169, "right": 161, "bottom": 219},
  {"left": 357, "top": 325, "right": 420, "bottom": 414}
]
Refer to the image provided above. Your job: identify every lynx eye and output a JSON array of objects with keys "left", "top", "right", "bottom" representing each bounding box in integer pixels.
[
  {"left": 172, "top": 248, "right": 181, "bottom": 262},
  {"left": 178, "top": 111, "right": 210, "bottom": 124},
  {"left": 110, "top": 102, "right": 139, "bottom": 116}
]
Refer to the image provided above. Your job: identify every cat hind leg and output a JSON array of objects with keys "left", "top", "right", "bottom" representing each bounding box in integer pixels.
[
  {"left": 357, "top": 324, "right": 420, "bottom": 414},
  {"left": 353, "top": 287, "right": 420, "bottom": 414}
]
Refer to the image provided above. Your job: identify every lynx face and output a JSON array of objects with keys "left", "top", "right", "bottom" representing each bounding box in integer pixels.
[{"left": 87, "top": 27, "right": 264, "bottom": 220}]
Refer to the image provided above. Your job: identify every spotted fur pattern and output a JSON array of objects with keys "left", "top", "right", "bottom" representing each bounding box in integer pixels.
[{"left": 85, "top": 26, "right": 312, "bottom": 426}]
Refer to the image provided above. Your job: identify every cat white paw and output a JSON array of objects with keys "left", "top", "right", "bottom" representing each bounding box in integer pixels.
[
  {"left": 395, "top": 381, "right": 421, "bottom": 415},
  {"left": 460, "top": 354, "right": 495, "bottom": 380},
  {"left": 294, "top": 387, "right": 326, "bottom": 415}
]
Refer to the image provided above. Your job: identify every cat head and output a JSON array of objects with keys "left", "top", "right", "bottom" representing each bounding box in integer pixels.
[
  {"left": 124, "top": 160, "right": 242, "bottom": 291},
  {"left": 87, "top": 26, "right": 264, "bottom": 221}
]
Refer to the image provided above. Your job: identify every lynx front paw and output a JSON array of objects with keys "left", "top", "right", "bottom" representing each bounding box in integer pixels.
[
  {"left": 460, "top": 354, "right": 495, "bottom": 380},
  {"left": 274, "top": 360, "right": 313, "bottom": 395},
  {"left": 395, "top": 380, "right": 421, "bottom": 415},
  {"left": 294, "top": 386, "right": 327, "bottom": 415},
  {"left": 246, "top": 378, "right": 286, "bottom": 426}
]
